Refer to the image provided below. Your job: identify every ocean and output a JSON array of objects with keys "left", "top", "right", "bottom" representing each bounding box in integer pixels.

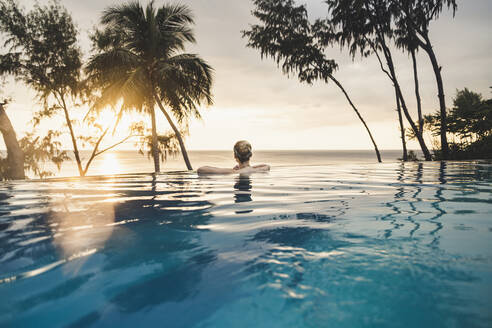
[{"left": 23, "top": 149, "right": 415, "bottom": 178}]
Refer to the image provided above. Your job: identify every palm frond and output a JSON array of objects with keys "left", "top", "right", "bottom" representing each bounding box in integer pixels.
[
  {"left": 156, "top": 3, "right": 195, "bottom": 49},
  {"left": 86, "top": 0, "right": 213, "bottom": 137}
]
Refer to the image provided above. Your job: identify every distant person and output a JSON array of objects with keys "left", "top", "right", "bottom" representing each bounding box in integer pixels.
[{"left": 197, "top": 140, "right": 270, "bottom": 175}]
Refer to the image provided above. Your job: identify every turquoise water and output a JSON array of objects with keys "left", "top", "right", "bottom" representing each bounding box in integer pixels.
[{"left": 1, "top": 161, "right": 491, "bottom": 327}]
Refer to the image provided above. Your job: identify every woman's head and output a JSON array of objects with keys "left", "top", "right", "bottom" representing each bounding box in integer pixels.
[{"left": 234, "top": 140, "right": 252, "bottom": 163}]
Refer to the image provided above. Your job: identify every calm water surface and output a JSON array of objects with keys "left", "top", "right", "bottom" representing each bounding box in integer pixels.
[
  {"left": 33, "top": 150, "right": 409, "bottom": 178},
  {"left": 1, "top": 161, "right": 491, "bottom": 327}
]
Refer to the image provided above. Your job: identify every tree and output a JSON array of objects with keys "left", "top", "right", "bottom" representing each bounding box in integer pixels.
[
  {"left": 18, "top": 129, "right": 69, "bottom": 179},
  {"left": 133, "top": 122, "right": 181, "bottom": 164},
  {"left": 390, "top": 0, "right": 457, "bottom": 159},
  {"left": 395, "top": 92, "right": 408, "bottom": 161},
  {"left": 87, "top": 1, "right": 213, "bottom": 172},
  {"left": 0, "top": 0, "right": 137, "bottom": 177},
  {"left": 0, "top": 0, "right": 84, "bottom": 173},
  {"left": 446, "top": 89, "right": 491, "bottom": 143},
  {"left": 1, "top": 99, "right": 70, "bottom": 180},
  {"left": 410, "top": 88, "right": 492, "bottom": 159},
  {"left": 395, "top": 21, "right": 423, "bottom": 160},
  {"left": 243, "top": 0, "right": 382, "bottom": 162},
  {"left": 323, "top": 0, "right": 432, "bottom": 160},
  {"left": 0, "top": 100, "right": 24, "bottom": 179}
]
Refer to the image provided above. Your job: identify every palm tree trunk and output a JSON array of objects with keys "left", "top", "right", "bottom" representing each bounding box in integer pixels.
[
  {"left": 411, "top": 49, "right": 423, "bottom": 135},
  {"left": 422, "top": 33, "right": 449, "bottom": 159},
  {"left": 154, "top": 95, "right": 193, "bottom": 170},
  {"left": 395, "top": 92, "right": 408, "bottom": 161},
  {"left": 368, "top": 15, "right": 432, "bottom": 161},
  {"left": 0, "top": 103, "right": 25, "bottom": 179},
  {"left": 150, "top": 105, "right": 160, "bottom": 173},
  {"left": 380, "top": 43, "right": 432, "bottom": 161},
  {"left": 394, "top": 75, "right": 432, "bottom": 161},
  {"left": 59, "top": 95, "right": 84, "bottom": 176},
  {"left": 328, "top": 75, "right": 382, "bottom": 163}
]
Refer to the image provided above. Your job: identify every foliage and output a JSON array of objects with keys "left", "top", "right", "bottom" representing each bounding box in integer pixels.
[
  {"left": 0, "top": 0, "right": 82, "bottom": 105},
  {"left": 128, "top": 120, "right": 179, "bottom": 162},
  {"left": 319, "top": 0, "right": 461, "bottom": 160},
  {"left": 0, "top": 0, "right": 85, "bottom": 175},
  {"left": 18, "top": 130, "right": 69, "bottom": 178},
  {"left": 0, "top": 0, "right": 142, "bottom": 177},
  {"left": 0, "top": 127, "right": 68, "bottom": 180},
  {"left": 391, "top": 0, "right": 457, "bottom": 52},
  {"left": 447, "top": 89, "right": 491, "bottom": 139},
  {"left": 407, "top": 150, "right": 419, "bottom": 161},
  {"left": 410, "top": 88, "right": 492, "bottom": 159},
  {"left": 242, "top": 0, "right": 382, "bottom": 163},
  {"left": 242, "top": 0, "right": 337, "bottom": 84},
  {"left": 389, "top": 0, "right": 457, "bottom": 159},
  {"left": 318, "top": 0, "right": 457, "bottom": 66},
  {"left": 138, "top": 133, "right": 180, "bottom": 163},
  {"left": 86, "top": 1, "right": 214, "bottom": 171},
  {"left": 398, "top": 150, "right": 419, "bottom": 161}
]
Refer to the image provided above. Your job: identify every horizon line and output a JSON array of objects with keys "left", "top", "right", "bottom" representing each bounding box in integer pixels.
[{"left": 1, "top": 148, "right": 421, "bottom": 152}]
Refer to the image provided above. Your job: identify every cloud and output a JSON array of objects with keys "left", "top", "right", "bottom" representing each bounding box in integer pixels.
[{"left": 2, "top": 0, "right": 491, "bottom": 150}]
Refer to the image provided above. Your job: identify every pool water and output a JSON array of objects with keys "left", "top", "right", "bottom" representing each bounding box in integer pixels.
[{"left": 1, "top": 162, "right": 491, "bottom": 327}]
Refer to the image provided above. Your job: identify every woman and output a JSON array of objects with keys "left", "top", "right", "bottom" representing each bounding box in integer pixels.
[{"left": 197, "top": 140, "right": 270, "bottom": 175}]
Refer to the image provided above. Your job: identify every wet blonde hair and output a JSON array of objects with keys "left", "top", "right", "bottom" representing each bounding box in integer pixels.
[{"left": 234, "top": 140, "right": 252, "bottom": 163}]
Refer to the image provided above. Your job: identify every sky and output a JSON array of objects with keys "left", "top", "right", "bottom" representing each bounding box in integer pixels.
[{"left": 1, "top": 0, "right": 491, "bottom": 151}]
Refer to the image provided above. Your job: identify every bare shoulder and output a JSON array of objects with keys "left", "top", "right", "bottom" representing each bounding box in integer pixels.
[
  {"left": 198, "top": 164, "right": 270, "bottom": 175},
  {"left": 197, "top": 166, "right": 234, "bottom": 175}
]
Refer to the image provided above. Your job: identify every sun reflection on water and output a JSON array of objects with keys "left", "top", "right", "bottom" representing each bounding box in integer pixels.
[{"left": 50, "top": 199, "right": 116, "bottom": 259}]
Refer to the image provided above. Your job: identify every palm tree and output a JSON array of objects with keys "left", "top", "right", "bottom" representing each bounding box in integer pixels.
[
  {"left": 390, "top": 0, "right": 456, "bottom": 159},
  {"left": 244, "top": 0, "right": 382, "bottom": 162},
  {"left": 86, "top": 1, "right": 213, "bottom": 172}
]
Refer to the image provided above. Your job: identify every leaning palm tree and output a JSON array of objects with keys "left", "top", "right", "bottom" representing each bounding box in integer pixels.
[
  {"left": 0, "top": 100, "right": 24, "bottom": 180},
  {"left": 86, "top": 1, "right": 213, "bottom": 172}
]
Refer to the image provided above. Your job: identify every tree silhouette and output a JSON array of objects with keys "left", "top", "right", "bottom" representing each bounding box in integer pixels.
[
  {"left": 391, "top": 0, "right": 458, "bottom": 159},
  {"left": 323, "top": 0, "right": 432, "bottom": 160},
  {"left": 0, "top": 100, "right": 24, "bottom": 179},
  {"left": 243, "top": 0, "right": 382, "bottom": 162},
  {"left": 416, "top": 88, "right": 492, "bottom": 159},
  {"left": 0, "top": 0, "right": 131, "bottom": 177},
  {"left": 0, "top": 0, "right": 84, "bottom": 174},
  {"left": 87, "top": 1, "right": 213, "bottom": 172}
]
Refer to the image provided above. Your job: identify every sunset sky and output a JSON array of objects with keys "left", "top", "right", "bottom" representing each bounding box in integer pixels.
[{"left": 2, "top": 0, "right": 491, "bottom": 150}]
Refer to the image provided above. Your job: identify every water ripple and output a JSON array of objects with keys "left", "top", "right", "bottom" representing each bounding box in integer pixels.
[{"left": 0, "top": 162, "right": 491, "bottom": 327}]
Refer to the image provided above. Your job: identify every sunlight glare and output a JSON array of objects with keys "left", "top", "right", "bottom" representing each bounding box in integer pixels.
[{"left": 97, "top": 152, "right": 122, "bottom": 175}]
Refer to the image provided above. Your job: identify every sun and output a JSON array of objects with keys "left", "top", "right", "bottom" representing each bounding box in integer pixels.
[{"left": 96, "top": 152, "right": 122, "bottom": 175}]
